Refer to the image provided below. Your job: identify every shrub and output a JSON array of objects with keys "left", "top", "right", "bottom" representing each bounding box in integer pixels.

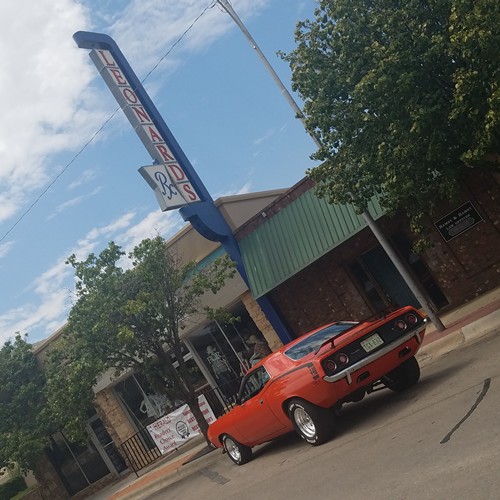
[{"left": 0, "top": 477, "right": 27, "bottom": 500}]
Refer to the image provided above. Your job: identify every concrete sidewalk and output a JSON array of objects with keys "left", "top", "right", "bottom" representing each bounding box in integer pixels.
[
  {"left": 417, "top": 286, "right": 500, "bottom": 366},
  {"left": 89, "top": 437, "right": 221, "bottom": 500},
  {"left": 90, "top": 287, "right": 500, "bottom": 500}
]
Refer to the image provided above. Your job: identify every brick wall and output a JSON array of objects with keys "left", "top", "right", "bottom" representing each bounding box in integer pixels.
[{"left": 421, "top": 170, "right": 500, "bottom": 303}]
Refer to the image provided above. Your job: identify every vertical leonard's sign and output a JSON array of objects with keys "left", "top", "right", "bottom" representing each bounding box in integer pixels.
[
  {"left": 76, "top": 33, "right": 202, "bottom": 210},
  {"left": 73, "top": 31, "right": 294, "bottom": 344},
  {"left": 91, "top": 48, "right": 200, "bottom": 210},
  {"left": 73, "top": 31, "right": 235, "bottom": 241}
]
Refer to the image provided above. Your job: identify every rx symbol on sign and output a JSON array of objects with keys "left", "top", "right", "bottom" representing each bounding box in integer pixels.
[{"left": 154, "top": 171, "right": 178, "bottom": 200}]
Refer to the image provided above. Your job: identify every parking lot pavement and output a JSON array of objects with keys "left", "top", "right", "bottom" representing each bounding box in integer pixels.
[{"left": 90, "top": 286, "right": 500, "bottom": 500}]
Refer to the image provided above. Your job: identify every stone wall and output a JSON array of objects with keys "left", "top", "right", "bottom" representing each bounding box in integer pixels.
[
  {"left": 94, "top": 388, "right": 135, "bottom": 446},
  {"left": 240, "top": 290, "right": 283, "bottom": 350}
]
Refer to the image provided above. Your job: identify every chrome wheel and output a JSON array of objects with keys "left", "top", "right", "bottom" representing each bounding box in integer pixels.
[
  {"left": 224, "top": 436, "right": 241, "bottom": 462},
  {"left": 293, "top": 406, "right": 317, "bottom": 439},
  {"left": 287, "top": 399, "right": 335, "bottom": 445},
  {"left": 222, "top": 434, "right": 252, "bottom": 465}
]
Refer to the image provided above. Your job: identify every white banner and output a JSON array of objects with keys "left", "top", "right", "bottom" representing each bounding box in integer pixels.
[{"left": 146, "top": 394, "right": 216, "bottom": 454}]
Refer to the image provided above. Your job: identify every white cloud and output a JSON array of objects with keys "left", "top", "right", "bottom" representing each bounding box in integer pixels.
[
  {"left": 0, "top": 284, "right": 71, "bottom": 345},
  {"left": 71, "top": 211, "right": 137, "bottom": 261},
  {"left": 0, "top": 0, "right": 108, "bottom": 224},
  {"left": 110, "top": 0, "right": 270, "bottom": 77},
  {"left": 68, "top": 169, "right": 98, "bottom": 190},
  {"left": 0, "top": 0, "right": 278, "bottom": 345},
  {"left": 116, "top": 209, "right": 184, "bottom": 255},
  {"left": 47, "top": 187, "right": 103, "bottom": 220},
  {"left": 279, "top": 122, "right": 289, "bottom": 133},
  {"left": 33, "top": 260, "right": 71, "bottom": 297},
  {"left": 0, "top": 0, "right": 272, "bottom": 228},
  {"left": 254, "top": 129, "right": 275, "bottom": 146},
  {"left": 0, "top": 241, "right": 14, "bottom": 259},
  {"left": 0, "top": 208, "right": 170, "bottom": 344}
]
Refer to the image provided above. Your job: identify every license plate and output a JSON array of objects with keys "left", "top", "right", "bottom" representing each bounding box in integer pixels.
[{"left": 360, "top": 333, "right": 384, "bottom": 352}]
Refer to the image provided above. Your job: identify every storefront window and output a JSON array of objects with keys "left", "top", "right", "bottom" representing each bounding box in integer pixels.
[
  {"left": 189, "top": 304, "right": 268, "bottom": 400},
  {"left": 88, "top": 416, "right": 127, "bottom": 474},
  {"left": 114, "top": 307, "right": 269, "bottom": 426},
  {"left": 350, "top": 260, "right": 388, "bottom": 312},
  {"left": 181, "top": 357, "right": 206, "bottom": 391},
  {"left": 114, "top": 356, "right": 205, "bottom": 431},
  {"left": 48, "top": 431, "right": 110, "bottom": 496},
  {"left": 114, "top": 373, "right": 173, "bottom": 429}
]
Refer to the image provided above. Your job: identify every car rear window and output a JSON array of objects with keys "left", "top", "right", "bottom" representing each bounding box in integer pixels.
[{"left": 284, "top": 322, "right": 357, "bottom": 360}]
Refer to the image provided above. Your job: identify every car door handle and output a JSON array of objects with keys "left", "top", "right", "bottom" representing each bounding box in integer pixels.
[{"left": 259, "top": 399, "right": 264, "bottom": 404}]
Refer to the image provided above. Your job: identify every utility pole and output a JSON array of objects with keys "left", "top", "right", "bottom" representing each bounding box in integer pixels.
[
  {"left": 216, "top": 0, "right": 320, "bottom": 147},
  {"left": 216, "top": 0, "right": 445, "bottom": 331}
]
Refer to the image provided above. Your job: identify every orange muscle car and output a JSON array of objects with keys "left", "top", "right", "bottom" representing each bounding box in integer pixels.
[{"left": 207, "top": 305, "right": 428, "bottom": 465}]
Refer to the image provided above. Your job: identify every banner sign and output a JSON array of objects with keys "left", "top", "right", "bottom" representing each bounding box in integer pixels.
[
  {"left": 146, "top": 395, "right": 216, "bottom": 454},
  {"left": 89, "top": 48, "right": 201, "bottom": 209},
  {"left": 434, "top": 201, "right": 483, "bottom": 242}
]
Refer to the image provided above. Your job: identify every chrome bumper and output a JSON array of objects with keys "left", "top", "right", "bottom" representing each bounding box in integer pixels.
[{"left": 323, "top": 319, "right": 428, "bottom": 384}]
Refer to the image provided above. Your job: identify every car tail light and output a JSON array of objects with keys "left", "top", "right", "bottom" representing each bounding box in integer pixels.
[
  {"left": 337, "top": 353, "right": 349, "bottom": 365},
  {"left": 395, "top": 319, "right": 407, "bottom": 330},
  {"left": 406, "top": 313, "right": 418, "bottom": 325},
  {"left": 323, "top": 359, "right": 337, "bottom": 376}
]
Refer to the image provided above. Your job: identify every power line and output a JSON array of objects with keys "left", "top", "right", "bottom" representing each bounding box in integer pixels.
[{"left": 0, "top": 0, "right": 216, "bottom": 245}]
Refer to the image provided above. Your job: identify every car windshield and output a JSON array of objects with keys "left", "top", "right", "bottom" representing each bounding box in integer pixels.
[{"left": 284, "top": 322, "right": 357, "bottom": 360}]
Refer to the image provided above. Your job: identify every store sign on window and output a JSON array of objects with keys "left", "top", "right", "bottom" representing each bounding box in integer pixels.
[
  {"left": 434, "top": 201, "right": 483, "bottom": 242},
  {"left": 146, "top": 395, "right": 216, "bottom": 454}
]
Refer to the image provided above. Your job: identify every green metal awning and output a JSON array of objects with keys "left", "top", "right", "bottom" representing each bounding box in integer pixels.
[{"left": 239, "top": 191, "right": 385, "bottom": 298}]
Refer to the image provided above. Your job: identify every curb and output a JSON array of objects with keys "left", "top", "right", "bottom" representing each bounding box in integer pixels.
[
  {"left": 417, "top": 307, "right": 500, "bottom": 367},
  {"left": 462, "top": 308, "right": 500, "bottom": 341},
  {"left": 417, "top": 331, "right": 464, "bottom": 367},
  {"left": 119, "top": 447, "right": 223, "bottom": 500}
]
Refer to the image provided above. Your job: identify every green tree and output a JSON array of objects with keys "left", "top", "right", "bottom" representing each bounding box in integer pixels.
[
  {"left": 282, "top": 0, "right": 499, "bottom": 227},
  {"left": 0, "top": 335, "right": 53, "bottom": 473},
  {"left": 45, "top": 236, "right": 236, "bottom": 442}
]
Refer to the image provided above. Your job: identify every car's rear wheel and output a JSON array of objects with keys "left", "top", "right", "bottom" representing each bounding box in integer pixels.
[
  {"left": 287, "top": 398, "right": 335, "bottom": 446},
  {"left": 222, "top": 434, "right": 252, "bottom": 465},
  {"left": 382, "top": 356, "right": 420, "bottom": 392}
]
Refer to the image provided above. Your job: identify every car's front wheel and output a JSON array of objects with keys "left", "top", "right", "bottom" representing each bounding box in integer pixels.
[
  {"left": 222, "top": 434, "right": 252, "bottom": 465},
  {"left": 287, "top": 398, "right": 335, "bottom": 446},
  {"left": 382, "top": 356, "right": 420, "bottom": 392}
]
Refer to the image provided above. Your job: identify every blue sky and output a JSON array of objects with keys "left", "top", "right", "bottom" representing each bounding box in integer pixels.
[{"left": 0, "top": 0, "right": 318, "bottom": 345}]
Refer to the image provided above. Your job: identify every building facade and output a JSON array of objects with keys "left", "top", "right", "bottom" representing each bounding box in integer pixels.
[
  {"left": 236, "top": 170, "right": 500, "bottom": 337},
  {"left": 31, "top": 170, "right": 500, "bottom": 497}
]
